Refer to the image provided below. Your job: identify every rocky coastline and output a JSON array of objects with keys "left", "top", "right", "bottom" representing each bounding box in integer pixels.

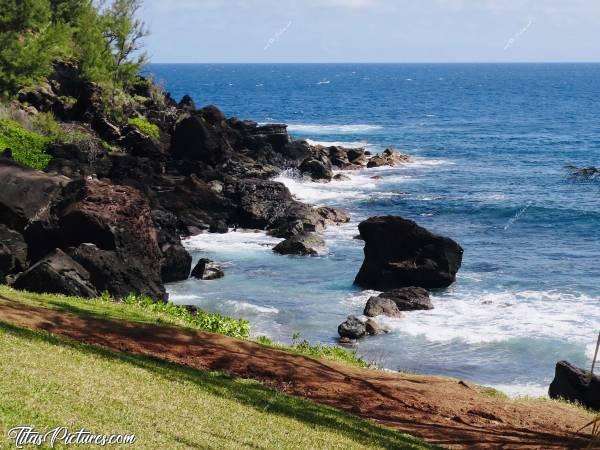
[{"left": 0, "top": 64, "right": 412, "bottom": 304}]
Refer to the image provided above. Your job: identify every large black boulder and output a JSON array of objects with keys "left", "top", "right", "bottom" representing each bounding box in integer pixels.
[
  {"left": 14, "top": 248, "right": 98, "bottom": 298},
  {"left": 67, "top": 243, "right": 166, "bottom": 301},
  {"left": 549, "top": 361, "right": 600, "bottom": 410},
  {"left": 170, "top": 113, "right": 231, "bottom": 164},
  {"left": 273, "top": 233, "right": 326, "bottom": 256},
  {"left": 0, "top": 159, "right": 70, "bottom": 233},
  {"left": 354, "top": 216, "right": 463, "bottom": 290}
]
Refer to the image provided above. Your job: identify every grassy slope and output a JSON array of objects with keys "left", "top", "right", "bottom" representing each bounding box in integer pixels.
[
  {"left": 0, "top": 322, "right": 433, "bottom": 450},
  {"left": 0, "top": 285, "right": 366, "bottom": 367}
]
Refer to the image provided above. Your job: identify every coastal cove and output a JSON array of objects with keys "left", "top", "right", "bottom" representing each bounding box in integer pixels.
[{"left": 156, "top": 63, "right": 600, "bottom": 397}]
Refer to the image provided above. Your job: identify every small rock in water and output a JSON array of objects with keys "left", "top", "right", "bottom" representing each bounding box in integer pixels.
[
  {"left": 367, "top": 148, "right": 411, "bottom": 168},
  {"left": 338, "top": 316, "right": 366, "bottom": 339},
  {"left": 273, "top": 232, "right": 326, "bottom": 256},
  {"left": 364, "top": 296, "right": 402, "bottom": 318},
  {"left": 365, "top": 319, "right": 388, "bottom": 335},
  {"left": 333, "top": 173, "right": 351, "bottom": 181},
  {"left": 190, "top": 258, "right": 224, "bottom": 280},
  {"left": 370, "top": 175, "right": 384, "bottom": 180},
  {"left": 379, "top": 287, "right": 433, "bottom": 311}
]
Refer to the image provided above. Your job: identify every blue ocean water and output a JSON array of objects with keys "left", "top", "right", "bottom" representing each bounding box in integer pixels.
[{"left": 147, "top": 63, "right": 600, "bottom": 396}]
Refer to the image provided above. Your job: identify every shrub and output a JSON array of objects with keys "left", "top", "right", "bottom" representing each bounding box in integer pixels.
[
  {"left": 122, "top": 293, "right": 251, "bottom": 339},
  {"left": 0, "top": 118, "right": 51, "bottom": 169},
  {"left": 128, "top": 116, "right": 160, "bottom": 139}
]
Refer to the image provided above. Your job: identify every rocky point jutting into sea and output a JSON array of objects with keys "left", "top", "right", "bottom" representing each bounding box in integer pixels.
[{"left": 0, "top": 63, "right": 433, "bottom": 308}]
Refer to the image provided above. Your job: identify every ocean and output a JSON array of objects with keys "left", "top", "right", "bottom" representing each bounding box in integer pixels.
[{"left": 147, "top": 63, "right": 600, "bottom": 397}]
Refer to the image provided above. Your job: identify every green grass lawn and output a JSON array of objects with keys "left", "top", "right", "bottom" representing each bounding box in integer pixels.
[
  {"left": 0, "top": 285, "right": 366, "bottom": 368},
  {"left": 0, "top": 322, "right": 434, "bottom": 449}
]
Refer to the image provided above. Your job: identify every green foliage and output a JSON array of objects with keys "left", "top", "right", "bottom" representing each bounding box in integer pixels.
[
  {"left": 0, "top": 117, "right": 51, "bottom": 169},
  {"left": 101, "top": 140, "right": 123, "bottom": 153},
  {"left": 256, "top": 333, "right": 367, "bottom": 368},
  {"left": 123, "top": 293, "right": 251, "bottom": 339},
  {"left": 128, "top": 116, "right": 160, "bottom": 139},
  {"left": 291, "top": 339, "right": 367, "bottom": 368},
  {"left": 0, "top": 0, "right": 74, "bottom": 96},
  {"left": 0, "top": 0, "right": 149, "bottom": 97},
  {"left": 31, "top": 111, "right": 92, "bottom": 143}
]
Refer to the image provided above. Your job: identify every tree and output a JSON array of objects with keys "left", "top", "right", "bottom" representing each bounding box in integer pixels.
[
  {"left": 0, "top": 0, "right": 72, "bottom": 95},
  {"left": 103, "top": 0, "right": 148, "bottom": 90},
  {"left": 0, "top": 0, "right": 149, "bottom": 96}
]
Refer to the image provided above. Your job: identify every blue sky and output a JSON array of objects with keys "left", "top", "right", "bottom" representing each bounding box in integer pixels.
[{"left": 140, "top": 0, "right": 599, "bottom": 63}]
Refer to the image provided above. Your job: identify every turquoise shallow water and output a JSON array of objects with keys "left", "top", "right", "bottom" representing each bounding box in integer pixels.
[{"left": 149, "top": 63, "right": 600, "bottom": 396}]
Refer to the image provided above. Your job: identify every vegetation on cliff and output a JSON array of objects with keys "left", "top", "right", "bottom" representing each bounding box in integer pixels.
[{"left": 0, "top": 0, "right": 147, "bottom": 97}]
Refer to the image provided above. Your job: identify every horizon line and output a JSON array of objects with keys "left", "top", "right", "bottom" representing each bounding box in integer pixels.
[{"left": 147, "top": 61, "right": 600, "bottom": 65}]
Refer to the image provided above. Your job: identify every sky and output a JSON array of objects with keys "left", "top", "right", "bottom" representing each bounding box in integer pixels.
[{"left": 140, "top": 0, "right": 599, "bottom": 63}]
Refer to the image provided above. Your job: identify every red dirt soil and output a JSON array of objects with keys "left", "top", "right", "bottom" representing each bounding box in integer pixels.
[{"left": 0, "top": 297, "right": 594, "bottom": 449}]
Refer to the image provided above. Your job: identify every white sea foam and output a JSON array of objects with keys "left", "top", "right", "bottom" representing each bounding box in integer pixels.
[
  {"left": 488, "top": 383, "right": 548, "bottom": 398},
  {"left": 378, "top": 290, "right": 599, "bottom": 356},
  {"left": 305, "top": 138, "right": 371, "bottom": 149},
  {"left": 274, "top": 171, "right": 387, "bottom": 204},
  {"left": 287, "top": 124, "right": 383, "bottom": 134},
  {"left": 224, "top": 300, "right": 279, "bottom": 314},
  {"left": 183, "top": 230, "right": 279, "bottom": 254}
]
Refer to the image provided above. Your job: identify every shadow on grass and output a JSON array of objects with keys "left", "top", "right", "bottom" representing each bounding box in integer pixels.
[{"left": 0, "top": 321, "right": 434, "bottom": 450}]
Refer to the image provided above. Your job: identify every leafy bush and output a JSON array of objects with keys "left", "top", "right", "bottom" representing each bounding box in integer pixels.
[
  {"left": 128, "top": 116, "right": 160, "bottom": 139},
  {"left": 122, "top": 293, "right": 251, "bottom": 339},
  {"left": 0, "top": 118, "right": 51, "bottom": 169}
]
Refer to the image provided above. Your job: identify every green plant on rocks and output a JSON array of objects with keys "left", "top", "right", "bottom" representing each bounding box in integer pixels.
[
  {"left": 127, "top": 116, "right": 160, "bottom": 139},
  {"left": 0, "top": 118, "right": 51, "bottom": 169}
]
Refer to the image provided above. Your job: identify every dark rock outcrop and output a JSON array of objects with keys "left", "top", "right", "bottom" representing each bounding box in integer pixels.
[
  {"left": 354, "top": 216, "right": 463, "bottom": 290},
  {"left": 45, "top": 138, "right": 112, "bottom": 178},
  {"left": 67, "top": 244, "right": 166, "bottom": 300},
  {"left": 367, "top": 149, "right": 411, "bottom": 168},
  {"left": 549, "top": 361, "right": 600, "bottom": 410},
  {"left": 273, "top": 233, "right": 326, "bottom": 256},
  {"left": 190, "top": 258, "right": 224, "bottom": 280},
  {"left": 14, "top": 248, "right": 98, "bottom": 297},
  {"left": 300, "top": 157, "right": 333, "bottom": 182},
  {"left": 56, "top": 180, "right": 166, "bottom": 300},
  {"left": 381, "top": 287, "right": 433, "bottom": 310},
  {"left": 364, "top": 287, "right": 432, "bottom": 317},
  {"left": 152, "top": 209, "right": 192, "bottom": 283},
  {"left": 0, "top": 159, "right": 70, "bottom": 233},
  {"left": 178, "top": 94, "right": 196, "bottom": 112},
  {"left": 338, "top": 316, "right": 367, "bottom": 340}
]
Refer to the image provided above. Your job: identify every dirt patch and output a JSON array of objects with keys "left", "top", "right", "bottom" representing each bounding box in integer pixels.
[{"left": 0, "top": 298, "right": 593, "bottom": 449}]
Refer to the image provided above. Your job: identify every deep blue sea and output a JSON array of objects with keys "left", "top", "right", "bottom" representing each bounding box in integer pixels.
[{"left": 147, "top": 63, "right": 600, "bottom": 396}]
